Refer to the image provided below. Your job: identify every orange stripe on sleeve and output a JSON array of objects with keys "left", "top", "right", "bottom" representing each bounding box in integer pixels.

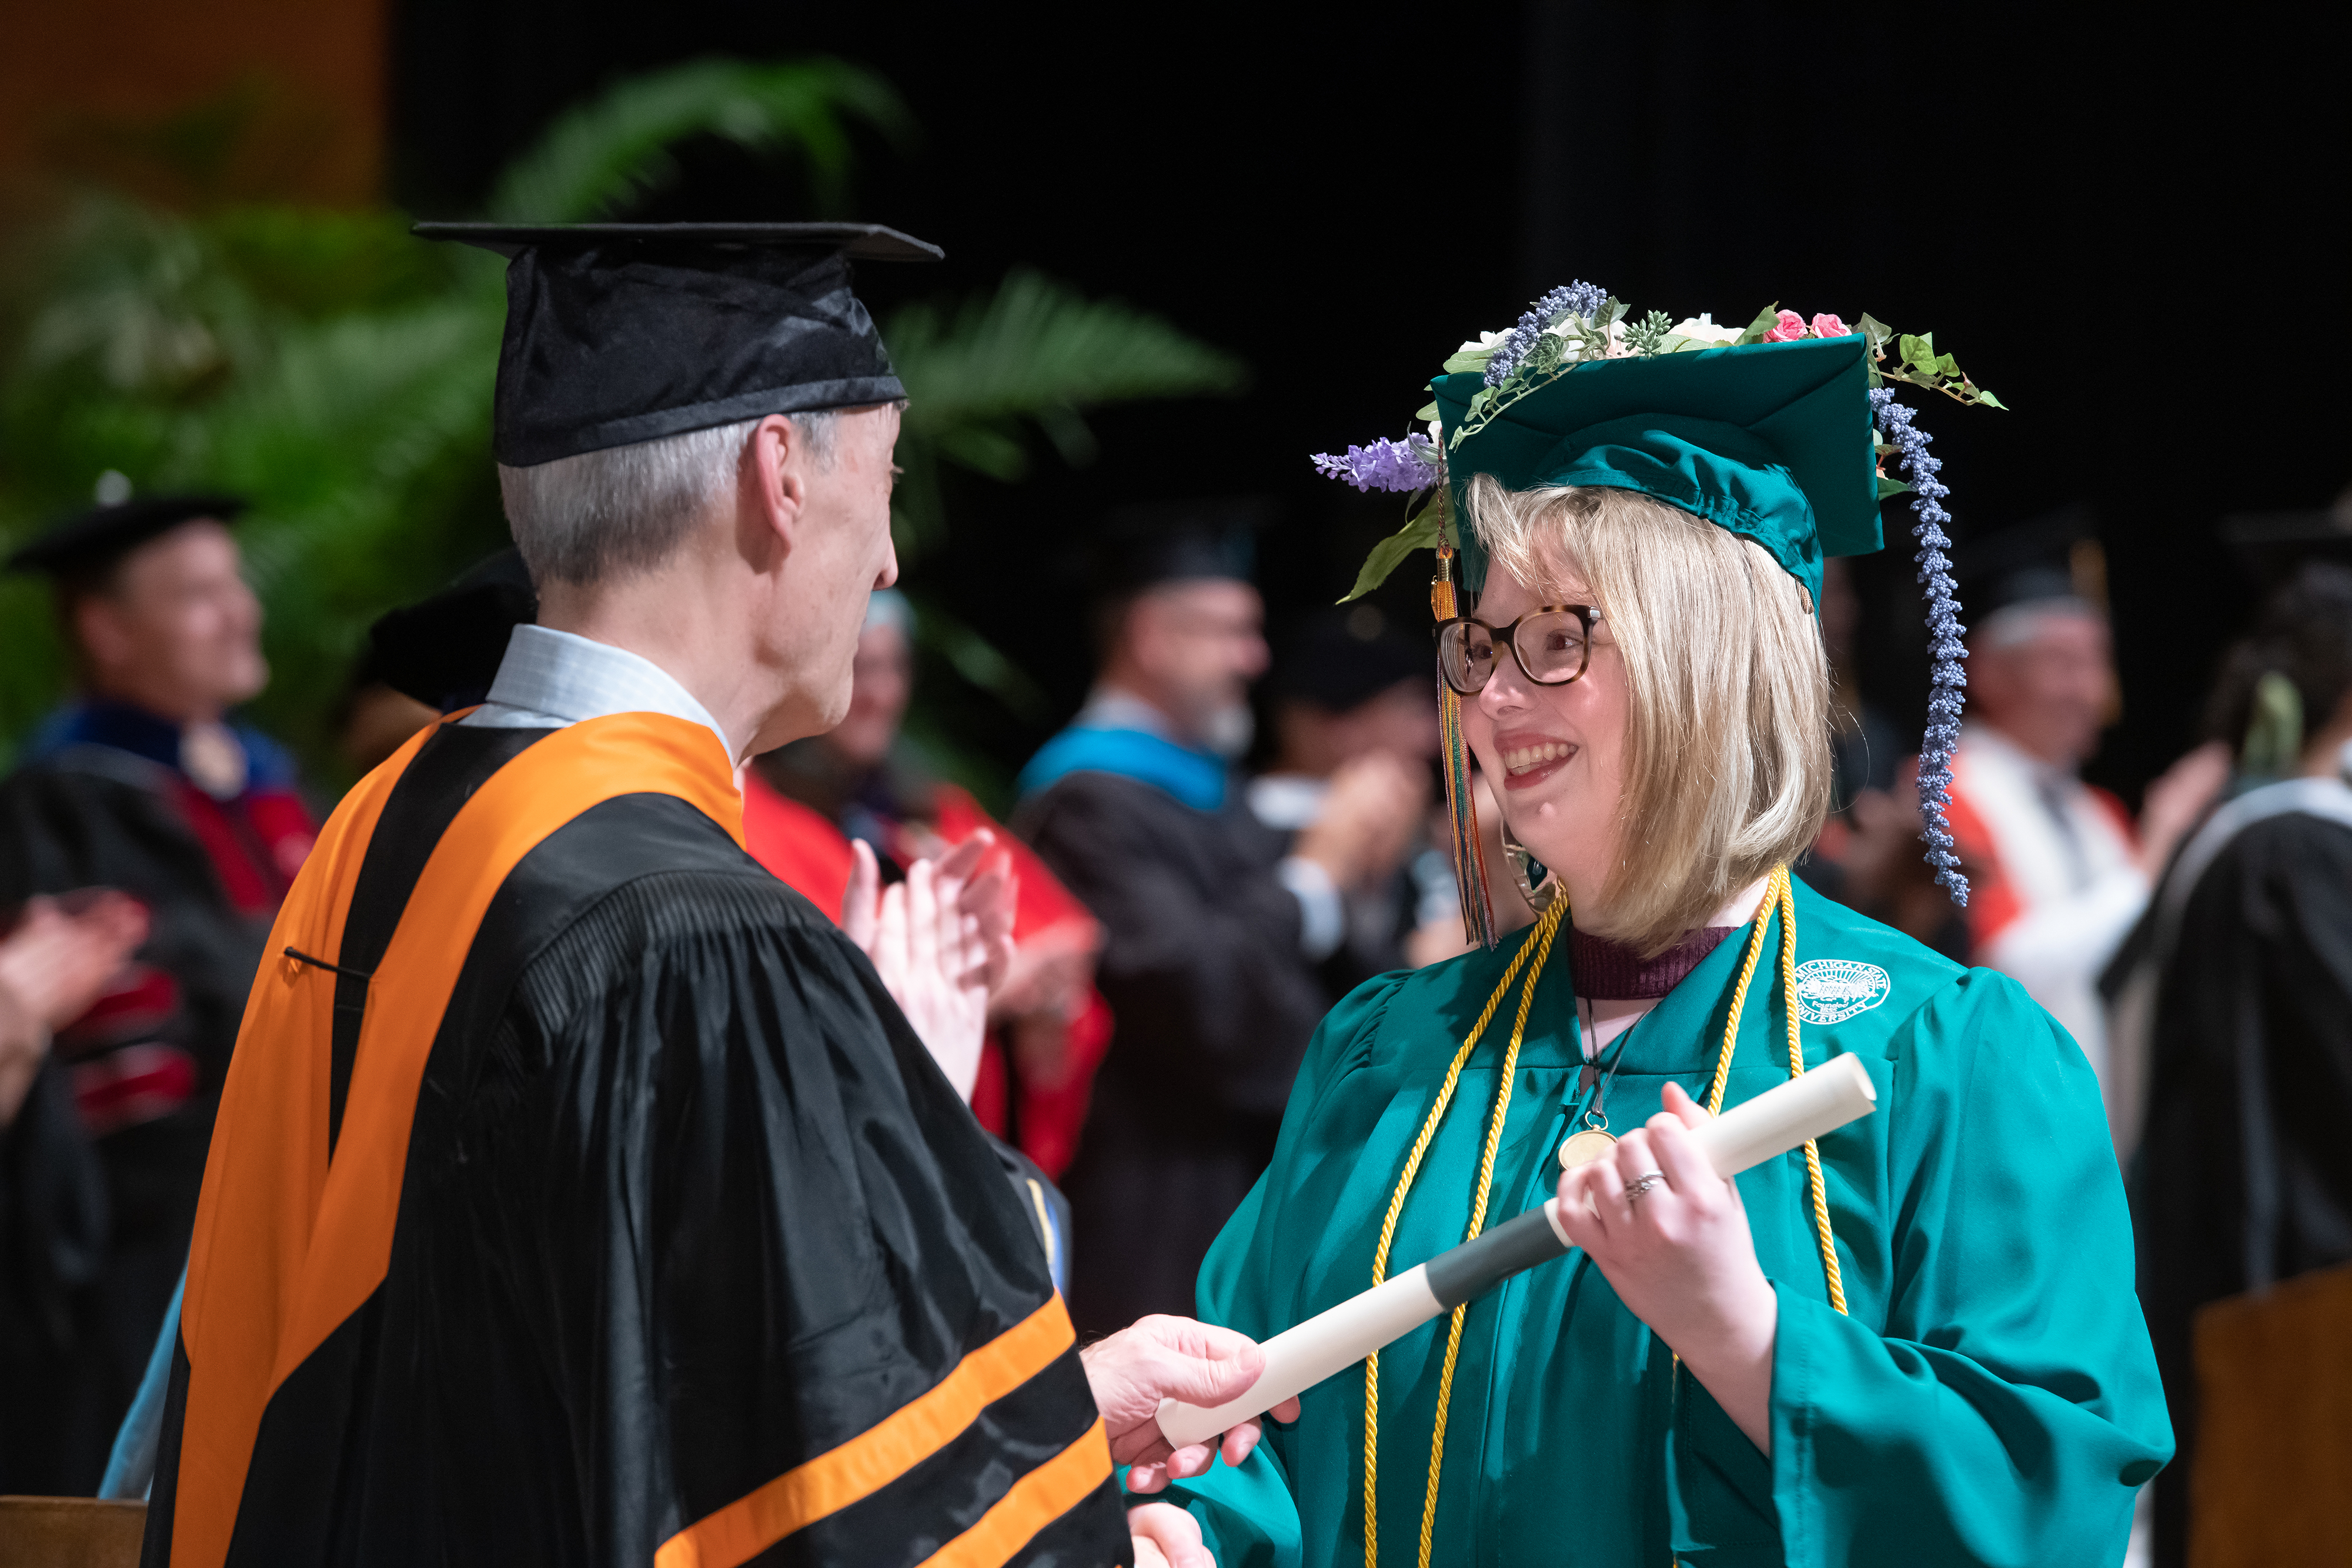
[
  {"left": 653, "top": 1294, "right": 1083, "bottom": 1568},
  {"left": 914, "top": 1419, "right": 1114, "bottom": 1568}
]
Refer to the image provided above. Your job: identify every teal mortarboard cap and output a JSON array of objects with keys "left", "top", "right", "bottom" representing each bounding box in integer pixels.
[{"left": 1431, "top": 335, "right": 1880, "bottom": 606}]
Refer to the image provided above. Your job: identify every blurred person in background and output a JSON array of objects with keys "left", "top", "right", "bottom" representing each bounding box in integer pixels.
[
  {"left": 0, "top": 890, "right": 149, "bottom": 1493},
  {"left": 2115, "top": 562, "right": 2352, "bottom": 1568},
  {"left": 1015, "top": 504, "right": 1425, "bottom": 1334},
  {"left": 745, "top": 588, "right": 1112, "bottom": 1193},
  {"left": 1247, "top": 604, "right": 1450, "bottom": 991},
  {"left": 1943, "top": 562, "right": 2223, "bottom": 1105},
  {"left": 0, "top": 485, "right": 315, "bottom": 1493}
]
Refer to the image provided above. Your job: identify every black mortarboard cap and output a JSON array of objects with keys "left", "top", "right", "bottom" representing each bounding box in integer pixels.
[
  {"left": 1274, "top": 605, "right": 1430, "bottom": 713},
  {"left": 361, "top": 549, "right": 538, "bottom": 713},
  {"left": 1093, "top": 497, "right": 1269, "bottom": 598},
  {"left": 412, "top": 222, "right": 944, "bottom": 467},
  {"left": 6, "top": 492, "right": 247, "bottom": 577},
  {"left": 2221, "top": 497, "right": 2352, "bottom": 589},
  {"left": 1957, "top": 503, "right": 2106, "bottom": 619}
]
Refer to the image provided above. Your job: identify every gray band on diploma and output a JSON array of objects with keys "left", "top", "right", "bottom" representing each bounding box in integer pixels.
[{"left": 1155, "top": 1052, "right": 1878, "bottom": 1450}]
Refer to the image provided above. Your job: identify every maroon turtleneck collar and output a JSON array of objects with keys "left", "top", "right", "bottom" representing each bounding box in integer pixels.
[{"left": 1569, "top": 924, "right": 1736, "bottom": 1000}]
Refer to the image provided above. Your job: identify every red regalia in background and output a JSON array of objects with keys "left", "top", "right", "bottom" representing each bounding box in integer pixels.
[{"left": 742, "top": 762, "right": 1110, "bottom": 1178}]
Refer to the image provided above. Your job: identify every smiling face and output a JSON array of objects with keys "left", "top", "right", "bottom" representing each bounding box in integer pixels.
[
  {"left": 74, "top": 519, "right": 268, "bottom": 723},
  {"left": 1459, "top": 558, "right": 1631, "bottom": 916}
]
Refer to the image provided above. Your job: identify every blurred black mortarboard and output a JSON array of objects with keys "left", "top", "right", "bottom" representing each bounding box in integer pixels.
[
  {"left": 6, "top": 473, "right": 246, "bottom": 578},
  {"left": 411, "top": 222, "right": 943, "bottom": 467},
  {"left": 1274, "top": 604, "right": 1429, "bottom": 713},
  {"left": 2221, "top": 487, "right": 2352, "bottom": 589},
  {"left": 1092, "top": 497, "right": 1271, "bottom": 599},
  {"left": 1956, "top": 503, "right": 2108, "bottom": 631},
  {"left": 360, "top": 549, "right": 538, "bottom": 713}
]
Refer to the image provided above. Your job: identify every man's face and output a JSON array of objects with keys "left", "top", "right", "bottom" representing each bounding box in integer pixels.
[
  {"left": 1128, "top": 579, "right": 1268, "bottom": 744},
  {"left": 75, "top": 520, "right": 268, "bottom": 722},
  {"left": 756, "top": 403, "right": 902, "bottom": 748},
  {"left": 1970, "top": 610, "right": 2114, "bottom": 767}
]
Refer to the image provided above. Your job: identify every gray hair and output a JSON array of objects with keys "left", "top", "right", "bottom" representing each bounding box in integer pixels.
[{"left": 498, "top": 410, "right": 840, "bottom": 587}]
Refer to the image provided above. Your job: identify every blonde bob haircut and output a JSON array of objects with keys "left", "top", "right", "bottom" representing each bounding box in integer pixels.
[{"left": 1465, "top": 473, "right": 1833, "bottom": 955}]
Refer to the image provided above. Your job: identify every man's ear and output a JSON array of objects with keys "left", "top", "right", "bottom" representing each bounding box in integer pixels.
[
  {"left": 72, "top": 593, "right": 131, "bottom": 677},
  {"left": 746, "top": 413, "right": 809, "bottom": 564}
]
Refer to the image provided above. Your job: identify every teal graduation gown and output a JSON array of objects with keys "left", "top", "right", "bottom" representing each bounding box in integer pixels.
[{"left": 1158, "top": 880, "right": 2171, "bottom": 1567}]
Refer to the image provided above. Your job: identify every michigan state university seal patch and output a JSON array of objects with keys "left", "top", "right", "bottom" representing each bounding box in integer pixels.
[{"left": 1793, "top": 959, "right": 1892, "bottom": 1025}]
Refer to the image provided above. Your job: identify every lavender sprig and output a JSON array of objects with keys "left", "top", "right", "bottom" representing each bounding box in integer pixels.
[
  {"left": 1871, "top": 386, "right": 1970, "bottom": 905},
  {"left": 1311, "top": 434, "right": 1444, "bottom": 494},
  {"left": 1484, "top": 280, "right": 1608, "bottom": 387}
]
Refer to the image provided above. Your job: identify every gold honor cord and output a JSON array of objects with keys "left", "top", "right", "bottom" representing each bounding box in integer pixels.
[
  {"left": 1362, "top": 898, "right": 1569, "bottom": 1568},
  {"left": 1364, "top": 867, "right": 1848, "bottom": 1567}
]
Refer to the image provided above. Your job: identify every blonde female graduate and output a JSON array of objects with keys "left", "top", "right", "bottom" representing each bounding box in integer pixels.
[{"left": 1122, "top": 297, "right": 2171, "bottom": 1568}]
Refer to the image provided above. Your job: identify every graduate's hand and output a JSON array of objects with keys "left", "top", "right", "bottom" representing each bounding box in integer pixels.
[
  {"left": 1128, "top": 1500, "right": 1212, "bottom": 1568},
  {"left": 1081, "top": 1315, "right": 1299, "bottom": 1490},
  {"left": 1552, "top": 1081, "right": 1779, "bottom": 1456}
]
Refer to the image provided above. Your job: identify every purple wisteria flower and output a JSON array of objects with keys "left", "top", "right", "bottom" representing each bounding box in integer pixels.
[
  {"left": 1871, "top": 386, "right": 1971, "bottom": 905},
  {"left": 1311, "top": 434, "right": 1444, "bottom": 494},
  {"left": 1485, "top": 280, "right": 1609, "bottom": 387}
]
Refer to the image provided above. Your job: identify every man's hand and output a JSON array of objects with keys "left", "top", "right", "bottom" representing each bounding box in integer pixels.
[
  {"left": 1129, "top": 1500, "right": 1211, "bottom": 1568},
  {"left": 839, "top": 833, "right": 1018, "bottom": 1101},
  {"left": 1080, "top": 1315, "right": 1299, "bottom": 1493},
  {"left": 1294, "top": 751, "right": 1426, "bottom": 891},
  {"left": 0, "top": 891, "right": 149, "bottom": 1128}
]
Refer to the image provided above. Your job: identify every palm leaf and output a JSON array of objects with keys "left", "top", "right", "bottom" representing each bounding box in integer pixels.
[{"left": 485, "top": 57, "right": 914, "bottom": 222}]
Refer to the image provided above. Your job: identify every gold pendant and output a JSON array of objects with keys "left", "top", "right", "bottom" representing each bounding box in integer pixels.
[{"left": 1558, "top": 1128, "right": 1618, "bottom": 1169}]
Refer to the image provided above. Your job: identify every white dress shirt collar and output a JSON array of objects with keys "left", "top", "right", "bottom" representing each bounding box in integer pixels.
[{"left": 461, "top": 624, "right": 733, "bottom": 761}]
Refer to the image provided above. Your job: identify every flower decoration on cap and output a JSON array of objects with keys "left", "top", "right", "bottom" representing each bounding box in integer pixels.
[{"left": 1312, "top": 281, "right": 2004, "bottom": 938}]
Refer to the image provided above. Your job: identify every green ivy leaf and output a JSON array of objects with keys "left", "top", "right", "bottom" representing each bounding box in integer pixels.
[
  {"left": 1737, "top": 303, "right": 1782, "bottom": 345},
  {"left": 1440, "top": 349, "right": 1492, "bottom": 373},
  {"left": 1976, "top": 389, "right": 2008, "bottom": 410},
  {"left": 1341, "top": 496, "right": 1445, "bottom": 602},
  {"left": 1414, "top": 399, "right": 1439, "bottom": 422},
  {"left": 1857, "top": 312, "right": 1895, "bottom": 353},
  {"left": 1877, "top": 474, "right": 1916, "bottom": 498}
]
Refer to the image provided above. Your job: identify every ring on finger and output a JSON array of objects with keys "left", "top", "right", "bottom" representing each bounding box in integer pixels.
[{"left": 1623, "top": 1171, "right": 1665, "bottom": 1201}]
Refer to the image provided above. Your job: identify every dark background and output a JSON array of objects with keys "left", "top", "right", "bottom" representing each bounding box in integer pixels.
[{"left": 391, "top": 1, "right": 2351, "bottom": 798}]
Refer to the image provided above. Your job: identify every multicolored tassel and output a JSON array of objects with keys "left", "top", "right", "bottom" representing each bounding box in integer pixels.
[{"left": 1432, "top": 537, "right": 1498, "bottom": 947}]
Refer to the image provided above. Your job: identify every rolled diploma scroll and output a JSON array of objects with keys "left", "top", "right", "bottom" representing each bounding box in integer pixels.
[{"left": 1156, "top": 1051, "right": 1877, "bottom": 1449}]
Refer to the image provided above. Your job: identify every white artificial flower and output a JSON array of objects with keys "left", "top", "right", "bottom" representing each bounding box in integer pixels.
[
  {"left": 1670, "top": 313, "right": 1742, "bottom": 346},
  {"left": 1455, "top": 329, "right": 1512, "bottom": 356}
]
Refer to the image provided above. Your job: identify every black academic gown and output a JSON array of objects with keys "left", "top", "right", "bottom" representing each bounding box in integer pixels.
[
  {"left": 1016, "top": 771, "right": 1329, "bottom": 1338},
  {"left": 2134, "top": 806, "right": 2352, "bottom": 1567},
  {"left": 0, "top": 713, "right": 308, "bottom": 1493},
  {"left": 143, "top": 717, "right": 1124, "bottom": 1568}
]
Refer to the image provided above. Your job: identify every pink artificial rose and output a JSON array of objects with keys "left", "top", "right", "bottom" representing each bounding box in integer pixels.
[
  {"left": 1762, "top": 308, "right": 1808, "bottom": 343},
  {"left": 1810, "top": 312, "right": 1850, "bottom": 339}
]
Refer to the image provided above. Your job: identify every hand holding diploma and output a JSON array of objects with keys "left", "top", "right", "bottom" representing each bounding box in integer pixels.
[
  {"left": 1081, "top": 1315, "right": 1301, "bottom": 1489},
  {"left": 1154, "top": 1054, "right": 1874, "bottom": 1452},
  {"left": 1553, "top": 1081, "right": 1780, "bottom": 1455}
]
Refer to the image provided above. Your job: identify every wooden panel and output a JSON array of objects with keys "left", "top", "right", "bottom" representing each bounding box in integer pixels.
[
  {"left": 2190, "top": 1261, "right": 2352, "bottom": 1568},
  {"left": 0, "top": 1497, "right": 148, "bottom": 1568}
]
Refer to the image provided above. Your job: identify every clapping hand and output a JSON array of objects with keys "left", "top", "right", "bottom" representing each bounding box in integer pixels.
[{"left": 840, "top": 831, "right": 1017, "bottom": 1099}]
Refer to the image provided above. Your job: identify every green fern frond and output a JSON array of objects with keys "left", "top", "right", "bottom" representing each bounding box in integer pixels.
[
  {"left": 485, "top": 57, "right": 914, "bottom": 223},
  {"left": 888, "top": 269, "right": 1245, "bottom": 446}
]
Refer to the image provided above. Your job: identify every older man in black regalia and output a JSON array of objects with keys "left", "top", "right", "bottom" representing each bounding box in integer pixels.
[{"left": 139, "top": 223, "right": 1283, "bottom": 1568}]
